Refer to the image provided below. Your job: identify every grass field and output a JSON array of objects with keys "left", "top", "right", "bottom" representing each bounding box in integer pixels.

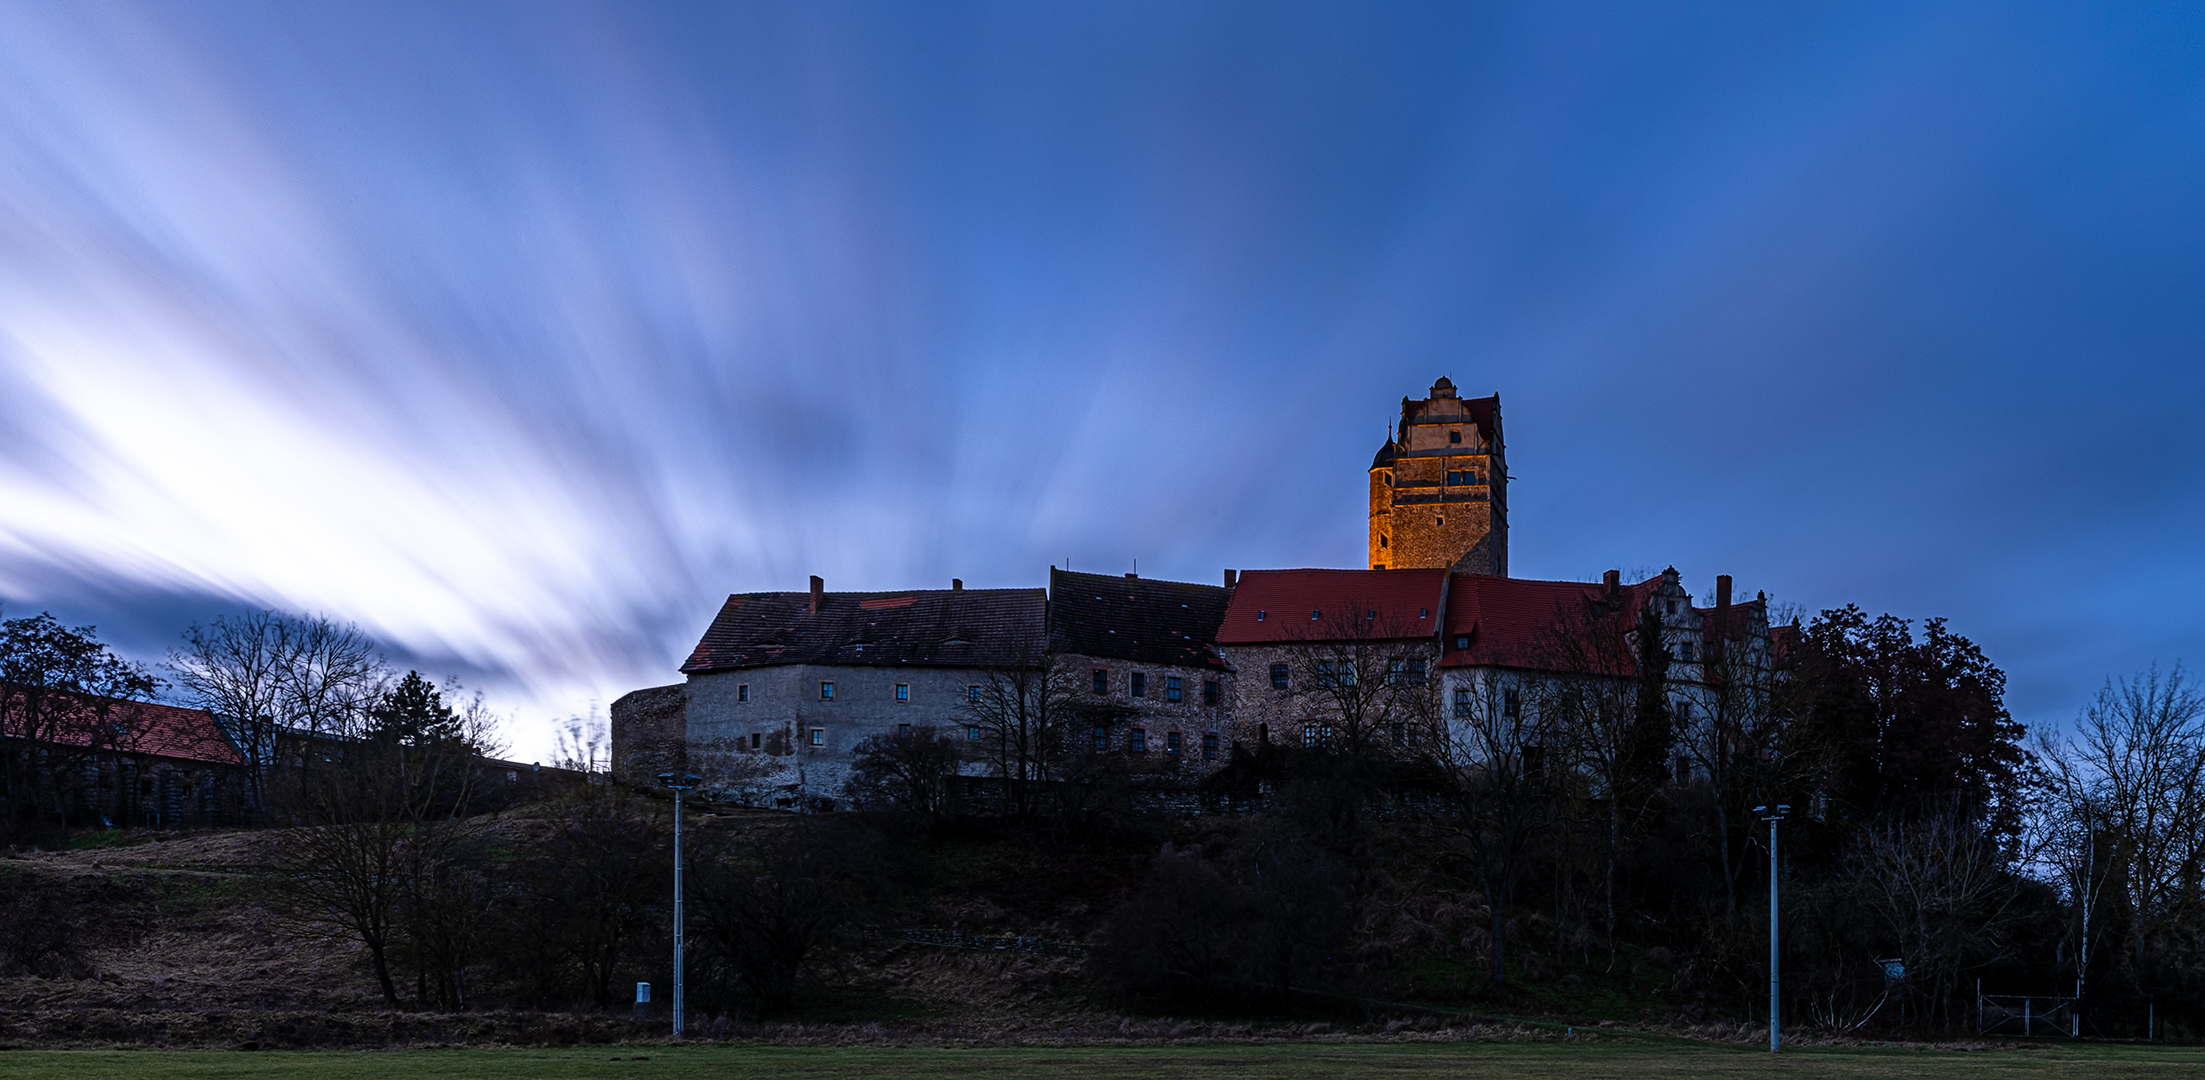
[{"left": 3, "top": 1041, "right": 2200, "bottom": 1079}]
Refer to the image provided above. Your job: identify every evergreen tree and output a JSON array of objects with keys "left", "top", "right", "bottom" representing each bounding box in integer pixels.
[{"left": 368, "top": 671, "right": 463, "bottom": 747}]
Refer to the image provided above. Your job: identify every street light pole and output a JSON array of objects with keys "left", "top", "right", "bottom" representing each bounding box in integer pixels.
[
  {"left": 659, "top": 772, "right": 702, "bottom": 1036},
  {"left": 1755, "top": 803, "right": 1790, "bottom": 1053}
]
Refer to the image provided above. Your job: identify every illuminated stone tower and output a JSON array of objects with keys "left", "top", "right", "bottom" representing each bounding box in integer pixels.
[{"left": 1367, "top": 377, "right": 1507, "bottom": 575}]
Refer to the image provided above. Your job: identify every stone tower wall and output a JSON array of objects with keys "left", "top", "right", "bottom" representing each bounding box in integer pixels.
[{"left": 1368, "top": 379, "right": 1507, "bottom": 575}]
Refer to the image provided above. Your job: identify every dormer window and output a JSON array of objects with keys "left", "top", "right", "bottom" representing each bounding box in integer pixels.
[
  {"left": 1455, "top": 635, "right": 1470, "bottom": 650},
  {"left": 1257, "top": 610, "right": 1266, "bottom": 621}
]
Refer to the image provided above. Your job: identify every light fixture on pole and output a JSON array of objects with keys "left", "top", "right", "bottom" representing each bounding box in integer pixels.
[
  {"left": 1754, "top": 803, "right": 1790, "bottom": 1053},
  {"left": 659, "top": 771, "right": 703, "bottom": 1036}
]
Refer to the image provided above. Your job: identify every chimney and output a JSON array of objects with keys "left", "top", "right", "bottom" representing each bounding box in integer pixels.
[
  {"left": 1603, "top": 569, "right": 1619, "bottom": 593},
  {"left": 1224, "top": 569, "right": 1238, "bottom": 589},
  {"left": 951, "top": 578, "right": 963, "bottom": 591},
  {"left": 1714, "top": 574, "right": 1732, "bottom": 652},
  {"left": 1126, "top": 572, "right": 1138, "bottom": 580},
  {"left": 808, "top": 575, "right": 824, "bottom": 614}
]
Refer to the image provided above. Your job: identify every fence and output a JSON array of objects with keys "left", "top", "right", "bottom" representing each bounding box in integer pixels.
[{"left": 1978, "top": 993, "right": 2077, "bottom": 1038}]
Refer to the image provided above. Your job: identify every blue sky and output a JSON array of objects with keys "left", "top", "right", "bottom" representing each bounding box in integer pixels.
[{"left": 1, "top": 2, "right": 2200, "bottom": 757}]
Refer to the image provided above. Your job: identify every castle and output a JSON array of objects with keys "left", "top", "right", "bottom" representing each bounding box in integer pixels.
[{"left": 611, "top": 377, "right": 1767, "bottom": 807}]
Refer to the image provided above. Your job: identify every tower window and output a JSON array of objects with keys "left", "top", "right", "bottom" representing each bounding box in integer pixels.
[
  {"left": 1446, "top": 471, "right": 1460, "bottom": 484},
  {"left": 1449, "top": 430, "right": 1462, "bottom": 443},
  {"left": 1379, "top": 535, "right": 1388, "bottom": 548},
  {"left": 1666, "top": 600, "right": 1677, "bottom": 615},
  {"left": 1436, "top": 516, "right": 1445, "bottom": 525}
]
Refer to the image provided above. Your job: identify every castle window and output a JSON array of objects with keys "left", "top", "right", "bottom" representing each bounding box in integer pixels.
[
  {"left": 1203, "top": 732, "right": 1218, "bottom": 759},
  {"left": 1166, "top": 676, "right": 1182, "bottom": 702},
  {"left": 1203, "top": 679, "right": 1219, "bottom": 705},
  {"left": 1166, "top": 731, "right": 1181, "bottom": 755},
  {"left": 1130, "top": 728, "right": 1147, "bottom": 753},
  {"left": 969, "top": 725, "right": 983, "bottom": 740},
  {"left": 1504, "top": 689, "right": 1521, "bottom": 718},
  {"left": 819, "top": 681, "right": 834, "bottom": 701},
  {"left": 1316, "top": 661, "right": 1333, "bottom": 687},
  {"left": 1436, "top": 515, "right": 1445, "bottom": 525},
  {"left": 1270, "top": 663, "right": 1290, "bottom": 689},
  {"left": 809, "top": 728, "right": 825, "bottom": 746},
  {"left": 895, "top": 683, "right": 909, "bottom": 702},
  {"left": 1379, "top": 535, "right": 1388, "bottom": 548},
  {"left": 1092, "top": 668, "right": 1108, "bottom": 694},
  {"left": 1093, "top": 725, "right": 1109, "bottom": 751},
  {"left": 1453, "top": 688, "right": 1471, "bottom": 718},
  {"left": 969, "top": 685, "right": 982, "bottom": 702},
  {"left": 1680, "top": 641, "right": 1695, "bottom": 662},
  {"left": 737, "top": 684, "right": 749, "bottom": 702},
  {"left": 1449, "top": 430, "right": 1462, "bottom": 443},
  {"left": 1666, "top": 600, "right": 1678, "bottom": 615},
  {"left": 898, "top": 723, "right": 912, "bottom": 737},
  {"left": 1131, "top": 672, "right": 1147, "bottom": 698},
  {"left": 1407, "top": 659, "right": 1427, "bottom": 684},
  {"left": 751, "top": 733, "right": 761, "bottom": 749}
]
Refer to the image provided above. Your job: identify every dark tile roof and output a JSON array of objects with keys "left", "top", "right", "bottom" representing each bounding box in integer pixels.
[
  {"left": 681, "top": 587, "right": 1047, "bottom": 674},
  {"left": 1217, "top": 568, "right": 1446, "bottom": 644},
  {"left": 1047, "top": 569, "right": 1232, "bottom": 670}
]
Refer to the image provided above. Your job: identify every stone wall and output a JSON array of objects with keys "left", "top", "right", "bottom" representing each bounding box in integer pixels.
[{"left": 608, "top": 683, "right": 687, "bottom": 784}]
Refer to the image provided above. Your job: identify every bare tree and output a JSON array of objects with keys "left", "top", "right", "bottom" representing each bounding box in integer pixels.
[
  {"left": 1417, "top": 666, "right": 1567, "bottom": 990},
  {"left": 1277, "top": 605, "right": 1435, "bottom": 763},
  {"left": 2032, "top": 664, "right": 2205, "bottom": 1012},
  {"left": 845, "top": 725, "right": 963, "bottom": 824},
  {"left": 1848, "top": 801, "right": 2023, "bottom": 1031},
  {"left": 964, "top": 654, "right": 1082, "bottom": 820},
  {"left": 169, "top": 611, "right": 381, "bottom": 818},
  {"left": 272, "top": 672, "right": 496, "bottom": 1007}
]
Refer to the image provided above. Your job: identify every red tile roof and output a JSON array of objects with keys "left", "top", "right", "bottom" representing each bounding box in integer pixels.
[
  {"left": 2, "top": 690, "right": 240, "bottom": 765},
  {"left": 1440, "top": 572, "right": 1662, "bottom": 673},
  {"left": 1217, "top": 569, "right": 1446, "bottom": 644}
]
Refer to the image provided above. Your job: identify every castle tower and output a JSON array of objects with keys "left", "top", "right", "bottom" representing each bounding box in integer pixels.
[{"left": 1368, "top": 377, "right": 1507, "bottom": 575}]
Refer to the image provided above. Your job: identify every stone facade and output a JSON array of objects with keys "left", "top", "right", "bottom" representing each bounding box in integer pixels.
[
  {"left": 1368, "top": 376, "right": 1507, "bottom": 575},
  {"left": 608, "top": 682, "right": 687, "bottom": 784}
]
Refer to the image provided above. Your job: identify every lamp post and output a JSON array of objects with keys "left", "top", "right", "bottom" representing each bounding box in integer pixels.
[
  {"left": 1754, "top": 803, "right": 1790, "bottom": 1052},
  {"left": 659, "top": 772, "right": 702, "bottom": 1036}
]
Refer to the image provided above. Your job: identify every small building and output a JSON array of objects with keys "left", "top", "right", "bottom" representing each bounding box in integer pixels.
[
  {"left": 1216, "top": 568, "right": 1447, "bottom": 754},
  {"left": 2, "top": 691, "right": 244, "bottom": 829}
]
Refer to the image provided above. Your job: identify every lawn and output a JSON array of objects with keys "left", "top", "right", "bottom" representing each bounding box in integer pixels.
[{"left": 3, "top": 1041, "right": 2199, "bottom": 1079}]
